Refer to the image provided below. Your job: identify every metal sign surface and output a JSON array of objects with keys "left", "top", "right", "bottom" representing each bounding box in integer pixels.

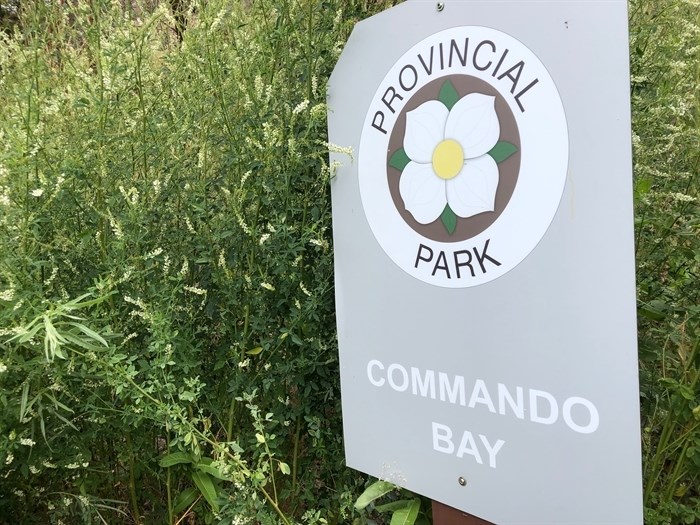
[{"left": 328, "top": 2, "right": 642, "bottom": 523}]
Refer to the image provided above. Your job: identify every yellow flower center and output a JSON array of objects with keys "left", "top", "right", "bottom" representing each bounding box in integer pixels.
[{"left": 432, "top": 139, "right": 464, "bottom": 180}]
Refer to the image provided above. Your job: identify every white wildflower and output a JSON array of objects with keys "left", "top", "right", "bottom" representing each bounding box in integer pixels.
[
  {"left": 0, "top": 362, "right": 7, "bottom": 373},
  {"left": 0, "top": 288, "right": 15, "bottom": 301},
  {"left": 31, "top": 188, "right": 44, "bottom": 197},
  {"left": 145, "top": 247, "right": 163, "bottom": 259},
  {"left": 300, "top": 282, "right": 312, "bottom": 297},
  {"left": 259, "top": 233, "right": 270, "bottom": 245},
  {"left": 184, "top": 285, "right": 207, "bottom": 296},
  {"left": 309, "top": 238, "right": 328, "bottom": 250},
  {"left": 670, "top": 192, "right": 696, "bottom": 203},
  {"left": 293, "top": 100, "right": 310, "bottom": 115},
  {"left": 185, "top": 216, "right": 195, "bottom": 234},
  {"left": 29, "top": 465, "right": 39, "bottom": 474},
  {"left": 43, "top": 266, "right": 58, "bottom": 286},
  {"left": 261, "top": 282, "right": 275, "bottom": 291},
  {"left": 5, "top": 453, "right": 13, "bottom": 464},
  {"left": 20, "top": 438, "right": 35, "bottom": 447}
]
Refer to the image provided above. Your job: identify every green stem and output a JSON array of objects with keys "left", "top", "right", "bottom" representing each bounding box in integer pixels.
[
  {"left": 260, "top": 486, "right": 292, "bottom": 525},
  {"left": 125, "top": 433, "right": 142, "bottom": 524},
  {"left": 226, "top": 397, "right": 236, "bottom": 442},
  {"left": 291, "top": 416, "right": 301, "bottom": 496},
  {"left": 166, "top": 431, "right": 173, "bottom": 525}
]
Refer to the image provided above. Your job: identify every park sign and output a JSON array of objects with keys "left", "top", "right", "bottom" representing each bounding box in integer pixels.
[{"left": 328, "top": 1, "right": 642, "bottom": 524}]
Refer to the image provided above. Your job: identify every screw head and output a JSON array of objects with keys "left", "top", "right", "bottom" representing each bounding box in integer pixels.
[
  {"left": 437, "top": 2, "right": 445, "bottom": 12},
  {"left": 458, "top": 476, "right": 467, "bottom": 486}
]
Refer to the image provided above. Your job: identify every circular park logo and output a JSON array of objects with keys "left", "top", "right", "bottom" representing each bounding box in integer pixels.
[{"left": 358, "top": 26, "right": 568, "bottom": 288}]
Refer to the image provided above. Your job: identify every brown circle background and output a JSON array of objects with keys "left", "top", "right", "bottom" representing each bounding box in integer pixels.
[{"left": 387, "top": 75, "right": 521, "bottom": 243}]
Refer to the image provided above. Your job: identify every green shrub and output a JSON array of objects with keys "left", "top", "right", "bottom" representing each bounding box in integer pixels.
[
  {"left": 0, "top": 1, "right": 396, "bottom": 523},
  {"left": 631, "top": 0, "right": 700, "bottom": 523}
]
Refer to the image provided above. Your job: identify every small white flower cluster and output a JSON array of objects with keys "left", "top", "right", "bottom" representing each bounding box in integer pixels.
[
  {"left": 184, "top": 285, "right": 207, "bottom": 295},
  {"left": 19, "top": 438, "right": 35, "bottom": 447},
  {"left": 325, "top": 142, "right": 353, "bottom": 156},
  {"left": 293, "top": 100, "right": 310, "bottom": 115},
  {"left": 669, "top": 192, "right": 696, "bottom": 203},
  {"left": 0, "top": 186, "right": 10, "bottom": 206},
  {"left": 185, "top": 216, "right": 195, "bottom": 234},
  {"left": 43, "top": 266, "right": 58, "bottom": 287},
  {"left": 108, "top": 212, "right": 124, "bottom": 240},
  {"left": 118, "top": 185, "right": 139, "bottom": 205},
  {"left": 237, "top": 213, "right": 251, "bottom": 235},
  {"left": 5, "top": 453, "right": 13, "bottom": 465},
  {"left": 300, "top": 282, "right": 312, "bottom": 297},
  {"left": 309, "top": 238, "right": 328, "bottom": 250},
  {"left": 0, "top": 362, "right": 7, "bottom": 373},
  {"left": 0, "top": 287, "right": 15, "bottom": 301},
  {"left": 145, "top": 247, "right": 163, "bottom": 259},
  {"left": 261, "top": 282, "right": 275, "bottom": 291},
  {"left": 31, "top": 188, "right": 44, "bottom": 197},
  {"left": 124, "top": 295, "right": 146, "bottom": 310},
  {"left": 209, "top": 8, "right": 227, "bottom": 34},
  {"left": 259, "top": 233, "right": 270, "bottom": 245}
]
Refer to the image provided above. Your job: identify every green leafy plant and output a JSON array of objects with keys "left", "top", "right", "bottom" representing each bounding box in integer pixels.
[{"left": 353, "top": 480, "right": 429, "bottom": 525}]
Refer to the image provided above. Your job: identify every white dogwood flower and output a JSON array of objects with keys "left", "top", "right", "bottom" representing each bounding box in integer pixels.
[{"left": 399, "top": 93, "right": 501, "bottom": 224}]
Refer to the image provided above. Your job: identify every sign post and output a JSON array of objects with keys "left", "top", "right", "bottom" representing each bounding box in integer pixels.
[{"left": 328, "top": 2, "right": 642, "bottom": 523}]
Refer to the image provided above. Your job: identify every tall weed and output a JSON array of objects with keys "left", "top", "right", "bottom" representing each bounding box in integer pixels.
[
  {"left": 631, "top": 0, "right": 700, "bottom": 522},
  {"left": 0, "top": 1, "right": 396, "bottom": 523}
]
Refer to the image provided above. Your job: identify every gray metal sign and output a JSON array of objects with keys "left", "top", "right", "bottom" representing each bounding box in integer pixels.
[{"left": 328, "top": 2, "right": 642, "bottom": 523}]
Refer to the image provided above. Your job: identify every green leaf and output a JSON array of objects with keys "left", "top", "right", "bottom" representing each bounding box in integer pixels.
[
  {"left": 246, "top": 346, "right": 263, "bottom": 355},
  {"left": 192, "top": 471, "right": 219, "bottom": 512},
  {"left": 389, "top": 499, "right": 420, "bottom": 525},
  {"left": 278, "top": 461, "right": 291, "bottom": 475},
  {"left": 440, "top": 205, "right": 458, "bottom": 235},
  {"left": 65, "top": 322, "right": 108, "bottom": 347},
  {"left": 354, "top": 480, "right": 395, "bottom": 511},
  {"left": 438, "top": 79, "right": 460, "bottom": 110},
  {"left": 196, "top": 462, "right": 228, "bottom": 480},
  {"left": 172, "top": 487, "right": 199, "bottom": 514},
  {"left": 159, "top": 451, "right": 193, "bottom": 467},
  {"left": 389, "top": 148, "right": 411, "bottom": 172},
  {"left": 375, "top": 499, "right": 413, "bottom": 513},
  {"left": 488, "top": 141, "right": 518, "bottom": 163}
]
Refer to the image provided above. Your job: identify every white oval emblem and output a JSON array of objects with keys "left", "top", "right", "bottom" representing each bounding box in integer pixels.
[{"left": 359, "top": 26, "right": 568, "bottom": 288}]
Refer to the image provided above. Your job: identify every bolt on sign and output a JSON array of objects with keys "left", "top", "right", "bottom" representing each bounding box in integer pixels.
[{"left": 328, "top": 2, "right": 642, "bottom": 524}]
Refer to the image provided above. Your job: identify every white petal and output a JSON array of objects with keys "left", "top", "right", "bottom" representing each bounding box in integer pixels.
[
  {"left": 444, "top": 93, "right": 500, "bottom": 158},
  {"left": 399, "top": 161, "right": 447, "bottom": 224},
  {"left": 403, "top": 101, "right": 449, "bottom": 163},
  {"left": 446, "top": 155, "right": 499, "bottom": 219}
]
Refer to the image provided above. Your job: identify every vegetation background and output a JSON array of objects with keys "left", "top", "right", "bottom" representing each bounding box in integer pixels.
[{"left": 0, "top": 0, "right": 697, "bottom": 523}]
